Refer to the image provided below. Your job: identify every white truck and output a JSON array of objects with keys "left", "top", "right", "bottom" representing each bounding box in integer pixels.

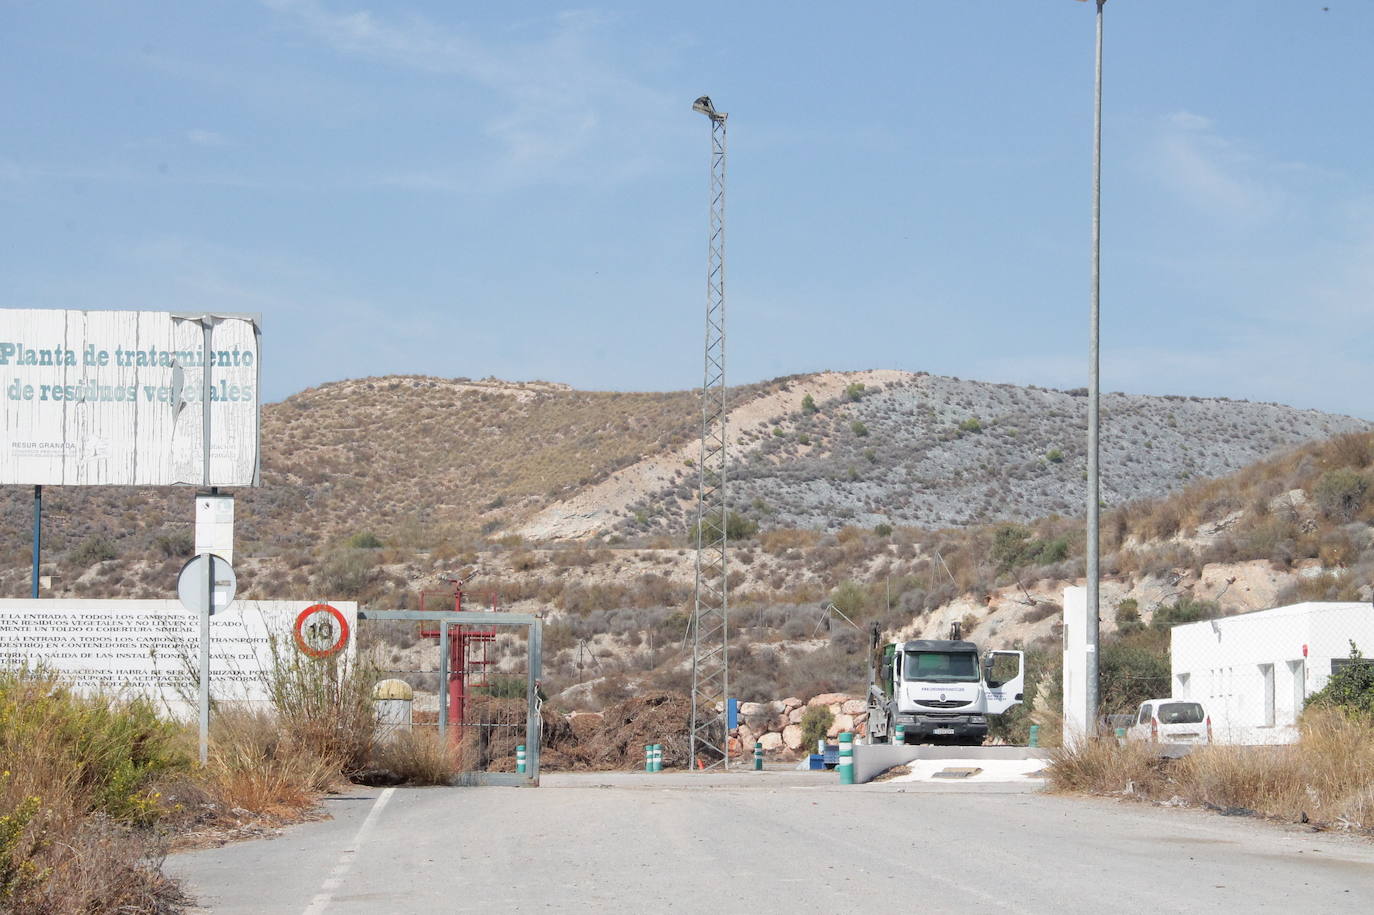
[{"left": 865, "top": 623, "right": 1026, "bottom": 746}]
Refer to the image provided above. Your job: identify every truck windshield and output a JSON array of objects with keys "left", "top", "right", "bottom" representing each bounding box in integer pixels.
[{"left": 904, "top": 651, "right": 979, "bottom": 683}]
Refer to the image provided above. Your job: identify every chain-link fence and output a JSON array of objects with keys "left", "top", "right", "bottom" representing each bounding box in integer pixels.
[{"left": 1170, "top": 601, "right": 1374, "bottom": 744}]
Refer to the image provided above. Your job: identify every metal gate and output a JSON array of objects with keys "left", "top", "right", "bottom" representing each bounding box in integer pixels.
[{"left": 362, "top": 609, "right": 542, "bottom": 786}]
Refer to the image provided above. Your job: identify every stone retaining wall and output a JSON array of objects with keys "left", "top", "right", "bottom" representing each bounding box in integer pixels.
[{"left": 732, "top": 693, "right": 866, "bottom": 760}]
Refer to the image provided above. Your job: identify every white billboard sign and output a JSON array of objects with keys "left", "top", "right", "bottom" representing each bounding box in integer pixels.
[{"left": 0, "top": 309, "right": 260, "bottom": 486}]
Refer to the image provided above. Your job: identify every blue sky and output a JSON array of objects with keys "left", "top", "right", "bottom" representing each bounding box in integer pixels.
[{"left": 2, "top": 1, "right": 1371, "bottom": 418}]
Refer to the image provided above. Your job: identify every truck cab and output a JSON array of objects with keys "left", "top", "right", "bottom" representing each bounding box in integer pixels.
[{"left": 867, "top": 633, "right": 1025, "bottom": 746}]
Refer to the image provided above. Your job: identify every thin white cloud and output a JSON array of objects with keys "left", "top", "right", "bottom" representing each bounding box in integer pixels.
[
  {"left": 1151, "top": 112, "right": 1283, "bottom": 227},
  {"left": 186, "top": 129, "right": 227, "bottom": 147},
  {"left": 261, "top": 0, "right": 676, "bottom": 190},
  {"left": 1166, "top": 110, "right": 1212, "bottom": 132}
]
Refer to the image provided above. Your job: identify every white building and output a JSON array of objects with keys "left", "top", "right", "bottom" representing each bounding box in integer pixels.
[{"left": 1171, "top": 601, "right": 1374, "bottom": 745}]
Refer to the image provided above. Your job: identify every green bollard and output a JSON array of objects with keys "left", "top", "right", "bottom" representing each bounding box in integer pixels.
[
  {"left": 645, "top": 744, "right": 653, "bottom": 772},
  {"left": 1115, "top": 727, "right": 1127, "bottom": 745},
  {"left": 652, "top": 744, "right": 662, "bottom": 772},
  {"left": 894, "top": 723, "right": 906, "bottom": 746},
  {"left": 838, "top": 732, "right": 854, "bottom": 785},
  {"left": 516, "top": 745, "right": 527, "bottom": 775},
  {"left": 753, "top": 741, "right": 763, "bottom": 771},
  {"left": 1028, "top": 724, "right": 1040, "bottom": 748}
]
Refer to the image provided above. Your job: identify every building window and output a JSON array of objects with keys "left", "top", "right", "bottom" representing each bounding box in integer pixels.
[{"left": 1331, "top": 657, "right": 1374, "bottom": 676}]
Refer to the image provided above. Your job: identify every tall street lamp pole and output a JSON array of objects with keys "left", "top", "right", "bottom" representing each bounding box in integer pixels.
[{"left": 1085, "top": 0, "right": 1105, "bottom": 734}]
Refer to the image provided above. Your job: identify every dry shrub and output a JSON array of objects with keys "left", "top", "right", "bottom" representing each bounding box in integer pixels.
[
  {"left": 0, "top": 668, "right": 190, "bottom": 913},
  {"left": 1053, "top": 710, "right": 1374, "bottom": 833},
  {"left": 371, "top": 730, "right": 458, "bottom": 785},
  {"left": 1323, "top": 431, "right": 1374, "bottom": 470},
  {"left": 12, "top": 816, "right": 188, "bottom": 915},
  {"left": 265, "top": 642, "right": 379, "bottom": 776},
  {"left": 1170, "top": 745, "right": 1304, "bottom": 814},
  {"left": 201, "top": 707, "right": 339, "bottom": 818},
  {"left": 759, "top": 528, "right": 821, "bottom": 556},
  {"left": 1047, "top": 738, "right": 1165, "bottom": 795}
]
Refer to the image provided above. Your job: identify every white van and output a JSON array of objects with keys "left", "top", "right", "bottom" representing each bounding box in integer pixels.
[{"left": 1126, "top": 699, "right": 1211, "bottom": 745}]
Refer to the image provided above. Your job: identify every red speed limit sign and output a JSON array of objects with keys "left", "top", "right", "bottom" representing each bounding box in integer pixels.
[{"left": 293, "top": 604, "right": 351, "bottom": 658}]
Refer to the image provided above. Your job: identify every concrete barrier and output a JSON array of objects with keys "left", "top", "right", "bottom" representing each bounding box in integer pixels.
[{"left": 852, "top": 744, "right": 1053, "bottom": 784}]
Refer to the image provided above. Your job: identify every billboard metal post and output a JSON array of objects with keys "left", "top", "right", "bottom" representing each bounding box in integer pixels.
[
  {"left": 199, "top": 552, "right": 213, "bottom": 765},
  {"left": 30, "top": 486, "right": 41, "bottom": 599},
  {"left": 201, "top": 319, "right": 212, "bottom": 487}
]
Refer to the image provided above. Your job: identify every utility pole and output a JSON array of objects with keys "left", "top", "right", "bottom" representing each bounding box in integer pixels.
[
  {"left": 689, "top": 95, "right": 729, "bottom": 770},
  {"left": 1085, "top": 0, "right": 1105, "bottom": 734}
]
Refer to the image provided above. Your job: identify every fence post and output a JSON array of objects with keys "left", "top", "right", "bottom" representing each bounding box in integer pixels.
[{"left": 838, "top": 732, "right": 854, "bottom": 785}]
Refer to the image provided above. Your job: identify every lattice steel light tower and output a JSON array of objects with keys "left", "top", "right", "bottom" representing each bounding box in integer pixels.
[{"left": 689, "top": 95, "right": 729, "bottom": 770}]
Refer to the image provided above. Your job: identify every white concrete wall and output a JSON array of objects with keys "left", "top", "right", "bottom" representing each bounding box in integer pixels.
[
  {"left": 0, "top": 598, "right": 358, "bottom": 719},
  {"left": 1171, "top": 602, "right": 1374, "bottom": 745},
  {"left": 1062, "top": 586, "right": 1089, "bottom": 742}
]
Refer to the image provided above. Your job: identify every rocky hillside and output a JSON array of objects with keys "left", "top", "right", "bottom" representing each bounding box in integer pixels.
[
  {"left": 0, "top": 369, "right": 1365, "bottom": 584},
  {"left": 525, "top": 370, "right": 1367, "bottom": 539}
]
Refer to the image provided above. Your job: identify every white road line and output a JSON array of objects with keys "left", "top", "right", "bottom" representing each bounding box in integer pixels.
[{"left": 301, "top": 787, "right": 396, "bottom": 915}]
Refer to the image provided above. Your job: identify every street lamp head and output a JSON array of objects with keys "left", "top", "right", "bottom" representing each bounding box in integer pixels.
[{"left": 692, "top": 95, "right": 727, "bottom": 122}]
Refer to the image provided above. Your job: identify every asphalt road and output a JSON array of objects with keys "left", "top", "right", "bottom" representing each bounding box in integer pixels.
[{"left": 168, "top": 770, "right": 1374, "bottom": 914}]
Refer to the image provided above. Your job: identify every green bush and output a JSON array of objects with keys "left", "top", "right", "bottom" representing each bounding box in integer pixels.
[
  {"left": 1150, "top": 597, "right": 1219, "bottom": 630},
  {"left": 318, "top": 549, "right": 381, "bottom": 598},
  {"left": 1306, "top": 642, "right": 1374, "bottom": 717},
  {"left": 1314, "top": 469, "right": 1368, "bottom": 521},
  {"left": 345, "top": 531, "right": 384, "bottom": 549},
  {"left": 801, "top": 394, "right": 817, "bottom": 415},
  {"left": 850, "top": 420, "right": 869, "bottom": 437},
  {"left": 152, "top": 531, "right": 194, "bottom": 558},
  {"left": 829, "top": 580, "right": 868, "bottom": 618},
  {"left": 1099, "top": 628, "right": 1171, "bottom": 715},
  {"left": 0, "top": 791, "right": 44, "bottom": 905},
  {"left": 1046, "top": 448, "right": 1064, "bottom": 463},
  {"left": 68, "top": 535, "right": 118, "bottom": 567},
  {"left": 0, "top": 669, "right": 188, "bottom": 825},
  {"left": 799, "top": 706, "right": 834, "bottom": 751},
  {"left": 873, "top": 522, "right": 893, "bottom": 538},
  {"left": 958, "top": 417, "right": 983, "bottom": 434},
  {"left": 991, "top": 524, "right": 1071, "bottom": 572},
  {"left": 694, "top": 509, "right": 759, "bottom": 542},
  {"left": 1115, "top": 598, "right": 1143, "bottom": 634},
  {"left": 844, "top": 382, "right": 866, "bottom": 402}
]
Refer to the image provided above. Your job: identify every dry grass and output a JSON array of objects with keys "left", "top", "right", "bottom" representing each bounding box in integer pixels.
[
  {"left": 1047, "top": 738, "right": 1167, "bottom": 796},
  {"left": 370, "top": 730, "right": 459, "bottom": 786},
  {"left": 200, "top": 707, "right": 341, "bottom": 818},
  {"left": 1049, "top": 709, "right": 1374, "bottom": 833},
  {"left": 264, "top": 642, "right": 379, "bottom": 776}
]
